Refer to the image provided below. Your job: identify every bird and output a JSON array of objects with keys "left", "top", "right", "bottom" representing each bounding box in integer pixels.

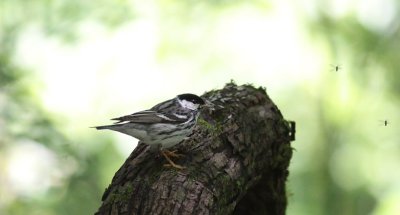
[{"left": 94, "top": 93, "right": 207, "bottom": 169}]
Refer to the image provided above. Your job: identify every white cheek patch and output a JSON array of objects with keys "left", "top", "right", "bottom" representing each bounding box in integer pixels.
[{"left": 179, "top": 99, "right": 199, "bottom": 110}]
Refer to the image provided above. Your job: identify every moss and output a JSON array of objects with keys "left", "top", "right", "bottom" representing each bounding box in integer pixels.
[
  {"left": 147, "top": 166, "right": 163, "bottom": 183},
  {"left": 108, "top": 183, "right": 135, "bottom": 204},
  {"left": 235, "top": 178, "right": 247, "bottom": 191},
  {"left": 197, "top": 118, "right": 223, "bottom": 136}
]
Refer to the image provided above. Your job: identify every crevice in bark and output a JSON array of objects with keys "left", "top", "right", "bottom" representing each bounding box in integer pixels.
[{"left": 95, "top": 82, "right": 295, "bottom": 215}]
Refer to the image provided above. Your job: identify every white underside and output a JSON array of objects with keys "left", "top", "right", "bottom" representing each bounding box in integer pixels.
[{"left": 112, "top": 122, "right": 192, "bottom": 149}]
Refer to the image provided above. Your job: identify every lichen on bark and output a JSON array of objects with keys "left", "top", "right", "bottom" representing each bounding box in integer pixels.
[{"left": 95, "top": 82, "right": 295, "bottom": 215}]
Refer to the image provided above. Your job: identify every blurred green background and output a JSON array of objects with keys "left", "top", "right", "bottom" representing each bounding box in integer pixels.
[{"left": 1, "top": 0, "right": 400, "bottom": 214}]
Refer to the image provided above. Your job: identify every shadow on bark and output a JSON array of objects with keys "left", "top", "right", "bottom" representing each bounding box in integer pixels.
[{"left": 95, "top": 82, "right": 295, "bottom": 215}]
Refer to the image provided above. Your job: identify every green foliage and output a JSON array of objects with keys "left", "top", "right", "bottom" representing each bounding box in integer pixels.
[
  {"left": 1, "top": 0, "right": 134, "bottom": 42},
  {"left": 1, "top": 0, "right": 400, "bottom": 215},
  {"left": 0, "top": 0, "right": 132, "bottom": 214}
]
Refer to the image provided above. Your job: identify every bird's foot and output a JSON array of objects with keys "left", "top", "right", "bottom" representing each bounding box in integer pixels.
[
  {"left": 163, "top": 150, "right": 184, "bottom": 158},
  {"left": 163, "top": 163, "right": 185, "bottom": 170},
  {"left": 161, "top": 150, "right": 185, "bottom": 170}
]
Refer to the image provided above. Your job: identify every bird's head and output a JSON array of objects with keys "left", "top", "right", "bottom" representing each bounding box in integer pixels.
[{"left": 177, "top": 93, "right": 206, "bottom": 110}]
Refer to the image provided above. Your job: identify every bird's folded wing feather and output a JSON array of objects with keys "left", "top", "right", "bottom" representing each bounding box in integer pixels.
[{"left": 111, "top": 110, "right": 187, "bottom": 124}]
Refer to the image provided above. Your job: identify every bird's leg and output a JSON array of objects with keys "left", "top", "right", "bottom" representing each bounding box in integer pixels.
[{"left": 161, "top": 150, "right": 185, "bottom": 170}]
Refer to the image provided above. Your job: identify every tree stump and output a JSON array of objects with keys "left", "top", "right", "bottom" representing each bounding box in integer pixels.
[{"left": 95, "top": 82, "right": 295, "bottom": 215}]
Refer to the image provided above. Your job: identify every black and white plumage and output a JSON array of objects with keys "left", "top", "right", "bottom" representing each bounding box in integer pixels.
[{"left": 94, "top": 93, "right": 206, "bottom": 150}]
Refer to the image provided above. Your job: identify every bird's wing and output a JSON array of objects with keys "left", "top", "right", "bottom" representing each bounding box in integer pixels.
[{"left": 111, "top": 110, "right": 187, "bottom": 124}]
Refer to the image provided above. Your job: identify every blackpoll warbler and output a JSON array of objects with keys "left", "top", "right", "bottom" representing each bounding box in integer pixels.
[{"left": 94, "top": 93, "right": 206, "bottom": 169}]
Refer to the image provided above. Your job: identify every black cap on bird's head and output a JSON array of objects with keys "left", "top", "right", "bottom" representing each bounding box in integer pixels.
[{"left": 177, "top": 93, "right": 205, "bottom": 105}]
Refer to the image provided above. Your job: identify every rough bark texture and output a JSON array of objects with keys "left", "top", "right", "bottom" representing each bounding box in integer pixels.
[{"left": 95, "top": 82, "right": 295, "bottom": 215}]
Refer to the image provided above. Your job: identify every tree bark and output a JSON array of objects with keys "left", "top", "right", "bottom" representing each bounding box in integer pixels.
[{"left": 95, "top": 82, "right": 295, "bottom": 215}]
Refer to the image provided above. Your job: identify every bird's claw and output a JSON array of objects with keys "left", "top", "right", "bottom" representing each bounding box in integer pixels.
[
  {"left": 164, "top": 150, "right": 184, "bottom": 158},
  {"left": 163, "top": 163, "right": 185, "bottom": 170},
  {"left": 161, "top": 150, "right": 185, "bottom": 170}
]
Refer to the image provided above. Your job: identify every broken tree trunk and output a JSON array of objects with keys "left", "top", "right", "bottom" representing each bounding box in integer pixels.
[{"left": 95, "top": 82, "right": 295, "bottom": 215}]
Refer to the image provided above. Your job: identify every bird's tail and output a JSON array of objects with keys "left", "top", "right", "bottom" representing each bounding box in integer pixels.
[{"left": 92, "top": 125, "right": 116, "bottom": 130}]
